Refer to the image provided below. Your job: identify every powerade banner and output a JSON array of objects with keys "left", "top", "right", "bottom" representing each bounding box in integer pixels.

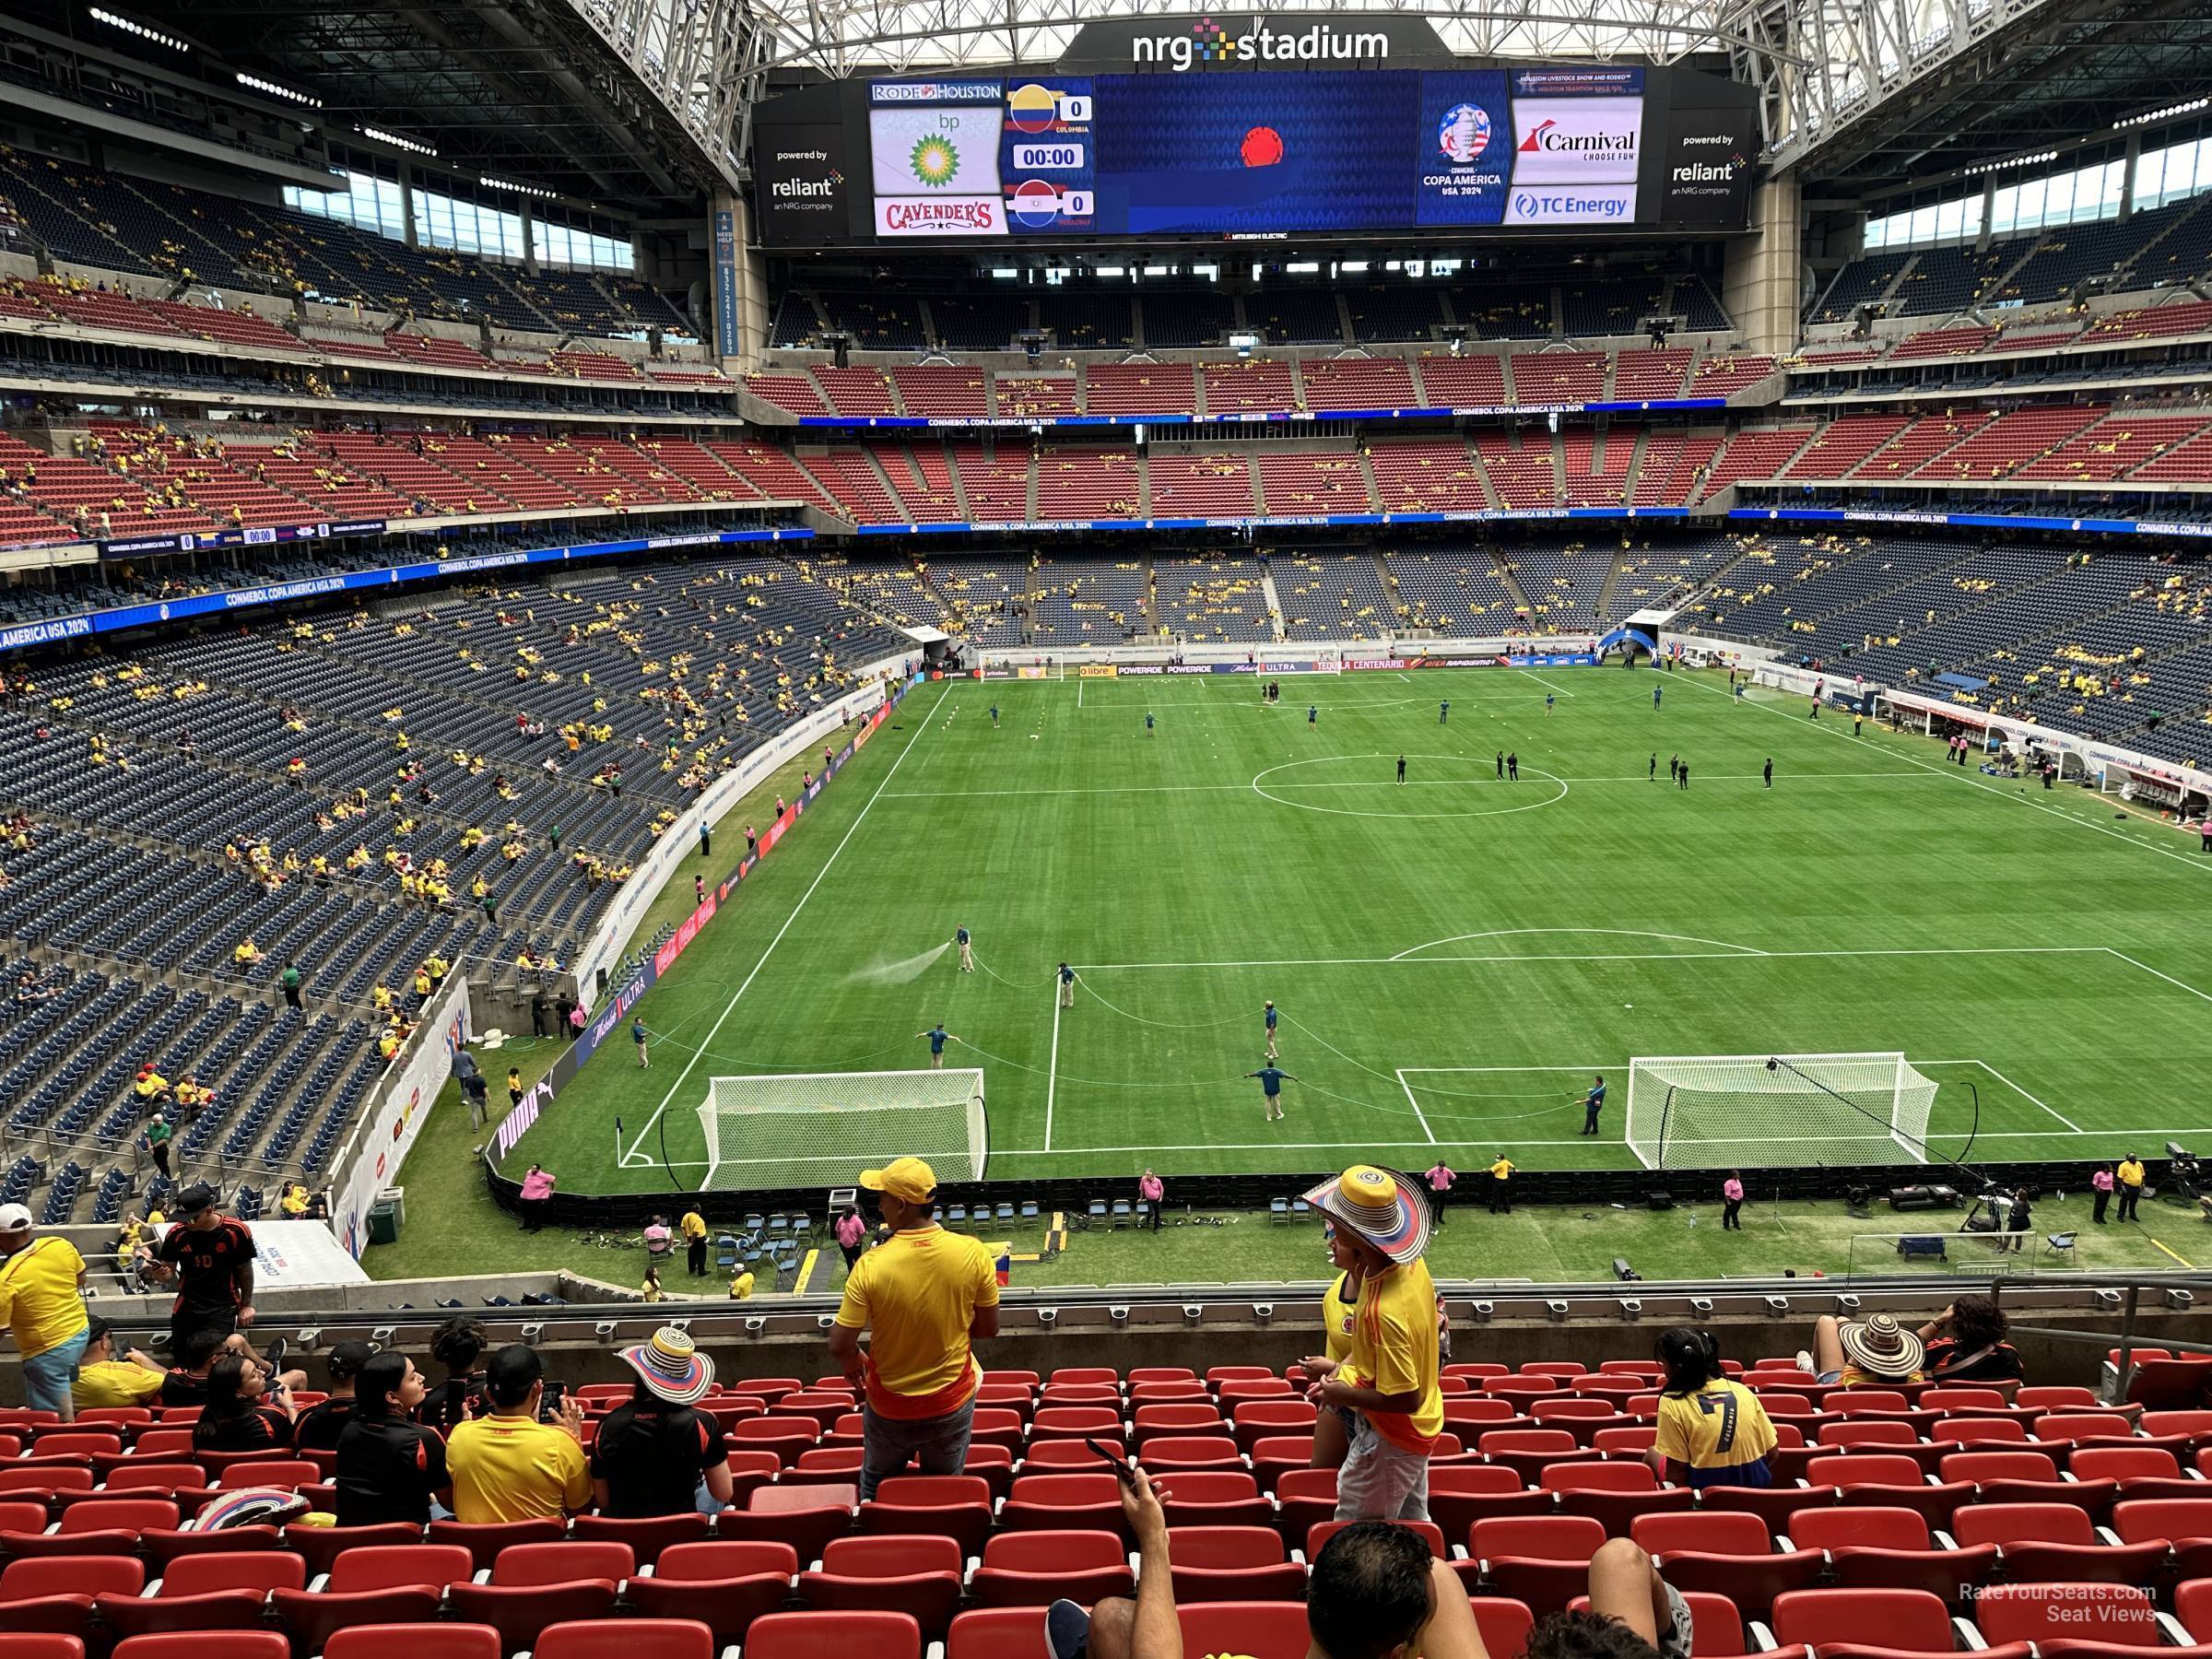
[{"left": 753, "top": 60, "right": 1753, "bottom": 244}]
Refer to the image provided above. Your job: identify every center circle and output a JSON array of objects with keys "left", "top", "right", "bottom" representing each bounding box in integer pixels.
[{"left": 1250, "top": 754, "right": 1570, "bottom": 819}]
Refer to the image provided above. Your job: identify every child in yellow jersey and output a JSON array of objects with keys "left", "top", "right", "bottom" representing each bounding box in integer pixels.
[
  {"left": 1300, "top": 1165, "right": 1442, "bottom": 1524},
  {"left": 1647, "top": 1326, "right": 1777, "bottom": 1489},
  {"left": 1305, "top": 1219, "right": 1365, "bottom": 1472}
]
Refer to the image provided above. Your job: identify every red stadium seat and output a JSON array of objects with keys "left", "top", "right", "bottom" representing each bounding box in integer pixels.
[
  {"left": 744, "top": 1611, "right": 921, "bottom": 1659},
  {"left": 1950, "top": 1502, "right": 2169, "bottom": 1584},
  {"left": 533, "top": 1621, "right": 713, "bottom": 1659},
  {"left": 111, "top": 1635, "right": 289, "bottom": 1659},
  {"left": 1174, "top": 1602, "right": 1312, "bottom": 1659},
  {"left": 626, "top": 1542, "right": 796, "bottom": 1643},
  {"left": 969, "top": 1530, "right": 1134, "bottom": 1607},
  {"left": 568, "top": 1512, "right": 712, "bottom": 1565},
  {"left": 797, "top": 1535, "right": 963, "bottom": 1641},
  {"left": 1784, "top": 1506, "right": 1995, "bottom": 1607},
  {"left": 1312, "top": 1519, "right": 1447, "bottom": 1560},
  {"left": 1471, "top": 1597, "right": 1535, "bottom": 1659},
  {"left": 1769, "top": 1586, "right": 2027, "bottom": 1659},
  {"left": 324, "top": 1629, "right": 501, "bottom": 1659},
  {"left": 445, "top": 1543, "right": 627, "bottom": 1654},
  {"left": 1000, "top": 1474, "right": 1128, "bottom": 1539},
  {"left": 425, "top": 1519, "right": 568, "bottom": 1573},
  {"left": 1158, "top": 1471, "right": 1274, "bottom": 1530},
  {"left": 0, "top": 1555, "right": 145, "bottom": 1638},
  {"left": 1971, "top": 1583, "right": 2164, "bottom": 1653},
  {"left": 1472, "top": 1515, "right": 1606, "bottom": 1616},
  {"left": 1167, "top": 1526, "right": 1307, "bottom": 1603},
  {"left": 94, "top": 1549, "right": 304, "bottom": 1641},
  {"left": 1632, "top": 1511, "right": 1822, "bottom": 1616}
]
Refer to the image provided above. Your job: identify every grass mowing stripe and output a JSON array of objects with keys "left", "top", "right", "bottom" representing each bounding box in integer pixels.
[{"left": 618, "top": 681, "right": 954, "bottom": 1182}]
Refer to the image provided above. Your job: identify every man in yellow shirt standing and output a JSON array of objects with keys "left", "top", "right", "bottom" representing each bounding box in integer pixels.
[
  {"left": 1488, "top": 1153, "right": 1516, "bottom": 1215},
  {"left": 828, "top": 1157, "right": 1000, "bottom": 1500},
  {"left": 445, "top": 1345, "right": 592, "bottom": 1523},
  {"left": 679, "top": 1208, "right": 709, "bottom": 1278},
  {"left": 0, "top": 1203, "right": 90, "bottom": 1418},
  {"left": 1300, "top": 1165, "right": 1443, "bottom": 1523},
  {"left": 2117, "top": 1153, "right": 2146, "bottom": 1222}
]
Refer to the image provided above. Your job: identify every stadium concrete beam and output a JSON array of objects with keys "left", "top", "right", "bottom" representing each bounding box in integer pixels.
[{"left": 470, "top": 1, "right": 689, "bottom": 198}]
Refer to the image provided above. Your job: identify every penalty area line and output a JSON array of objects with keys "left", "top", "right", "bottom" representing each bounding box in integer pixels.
[{"left": 616, "top": 681, "right": 955, "bottom": 1184}]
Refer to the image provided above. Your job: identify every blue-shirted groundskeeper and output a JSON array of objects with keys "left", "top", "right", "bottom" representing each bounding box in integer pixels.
[
  {"left": 1245, "top": 1060, "right": 1298, "bottom": 1123},
  {"left": 1580, "top": 1073, "right": 1606, "bottom": 1135}
]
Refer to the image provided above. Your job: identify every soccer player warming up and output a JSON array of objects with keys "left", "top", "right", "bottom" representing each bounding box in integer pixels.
[{"left": 1246, "top": 1060, "right": 1297, "bottom": 1122}]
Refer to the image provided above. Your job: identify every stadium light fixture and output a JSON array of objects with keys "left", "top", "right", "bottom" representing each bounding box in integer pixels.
[
  {"left": 481, "top": 174, "right": 558, "bottom": 200},
  {"left": 2114, "top": 97, "right": 2209, "bottom": 130},
  {"left": 236, "top": 71, "right": 320, "bottom": 107},
  {"left": 359, "top": 124, "right": 438, "bottom": 158},
  {"left": 89, "top": 6, "right": 187, "bottom": 50},
  {"left": 1963, "top": 148, "right": 2057, "bottom": 178}
]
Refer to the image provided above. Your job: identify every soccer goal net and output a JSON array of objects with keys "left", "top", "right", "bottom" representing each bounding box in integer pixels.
[
  {"left": 695, "top": 1068, "right": 986, "bottom": 1193},
  {"left": 1623, "top": 1053, "right": 1938, "bottom": 1171}
]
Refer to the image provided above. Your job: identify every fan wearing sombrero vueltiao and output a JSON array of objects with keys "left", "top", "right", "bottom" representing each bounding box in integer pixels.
[
  {"left": 1800, "top": 1310, "right": 1926, "bottom": 1387},
  {"left": 589, "top": 1326, "right": 737, "bottom": 1518},
  {"left": 1296, "top": 1165, "right": 1446, "bottom": 1523}
]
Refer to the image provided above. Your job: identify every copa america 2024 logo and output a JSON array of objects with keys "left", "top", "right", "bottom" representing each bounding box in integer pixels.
[{"left": 1438, "top": 103, "right": 1491, "bottom": 164}]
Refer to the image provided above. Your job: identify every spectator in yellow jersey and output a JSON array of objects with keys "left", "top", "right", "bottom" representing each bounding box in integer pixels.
[
  {"left": 0, "top": 1203, "right": 90, "bottom": 1417},
  {"left": 828, "top": 1157, "right": 1000, "bottom": 1500},
  {"left": 1647, "top": 1326, "right": 1776, "bottom": 1489},
  {"left": 72, "top": 1317, "right": 167, "bottom": 1410},
  {"left": 445, "top": 1344, "right": 591, "bottom": 1523},
  {"left": 728, "top": 1267, "right": 755, "bottom": 1299},
  {"left": 1305, "top": 1219, "right": 1366, "bottom": 1472},
  {"left": 233, "top": 938, "right": 263, "bottom": 967},
  {"left": 1299, "top": 1165, "right": 1442, "bottom": 1523}
]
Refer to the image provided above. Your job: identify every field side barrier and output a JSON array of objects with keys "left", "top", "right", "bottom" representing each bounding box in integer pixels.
[{"left": 487, "top": 669, "right": 924, "bottom": 1171}]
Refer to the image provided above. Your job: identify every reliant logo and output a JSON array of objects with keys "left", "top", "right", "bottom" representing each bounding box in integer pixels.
[
  {"left": 1672, "top": 161, "right": 1735, "bottom": 182},
  {"left": 1132, "top": 15, "right": 1390, "bottom": 71}
]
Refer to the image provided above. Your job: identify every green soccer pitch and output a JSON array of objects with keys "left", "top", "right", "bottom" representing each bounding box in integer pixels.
[{"left": 503, "top": 663, "right": 2212, "bottom": 1195}]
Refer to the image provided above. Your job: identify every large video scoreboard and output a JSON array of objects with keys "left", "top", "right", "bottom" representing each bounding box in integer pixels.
[{"left": 753, "top": 19, "right": 1758, "bottom": 247}]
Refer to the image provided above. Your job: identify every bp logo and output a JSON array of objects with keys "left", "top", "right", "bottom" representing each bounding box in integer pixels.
[
  {"left": 1439, "top": 103, "right": 1491, "bottom": 163},
  {"left": 909, "top": 134, "right": 959, "bottom": 186}
]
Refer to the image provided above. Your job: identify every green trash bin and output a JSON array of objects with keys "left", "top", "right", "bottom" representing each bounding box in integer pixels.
[{"left": 367, "top": 1198, "right": 400, "bottom": 1246}]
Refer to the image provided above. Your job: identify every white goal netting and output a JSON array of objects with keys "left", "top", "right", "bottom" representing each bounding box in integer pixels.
[
  {"left": 696, "top": 1068, "right": 986, "bottom": 1192},
  {"left": 1623, "top": 1052, "right": 1938, "bottom": 1171}
]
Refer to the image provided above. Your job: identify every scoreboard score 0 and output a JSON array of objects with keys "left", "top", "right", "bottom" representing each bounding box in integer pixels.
[{"left": 753, "top": 55, "right": 1755, "bottom": 246}]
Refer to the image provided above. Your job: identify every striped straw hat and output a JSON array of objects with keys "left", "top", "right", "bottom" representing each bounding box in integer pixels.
[
  {"left": 1302, "top": 1164, "right": 1432, "bottom": 1264},
  {"left": 619, "top": 1325, "right": 715, "bottom": 1405}
]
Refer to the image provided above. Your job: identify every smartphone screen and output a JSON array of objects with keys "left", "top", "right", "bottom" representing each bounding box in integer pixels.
[
  {"left": 1084, "top": 1435, "right": 1136, "bottom": 1484},
  {"left": 539, "top": 1380, "right": 569, "bottom": 1423}
]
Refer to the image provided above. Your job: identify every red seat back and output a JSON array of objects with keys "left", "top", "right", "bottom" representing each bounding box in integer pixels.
[
  {"left": 1471, "top": 1516, "right": 1605, "bottom": 1562},
  {"left": 1973, "top": 1583, "right": 2156, "bottom": 1646},
  {"left": 1770, "top": 1588, "right": 1953, "bottom": 1650}
]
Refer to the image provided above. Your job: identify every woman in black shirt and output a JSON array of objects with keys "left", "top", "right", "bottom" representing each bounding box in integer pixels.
[
  {"left": 336, "top": 1350, "right": 451, "bottom": 1525},
  {"left": 192, "top": 1352, "right": 296, "bottom": 1453},
  {"left": 1919, "top": 1294, "right": 2027, "bottom": 1382}
]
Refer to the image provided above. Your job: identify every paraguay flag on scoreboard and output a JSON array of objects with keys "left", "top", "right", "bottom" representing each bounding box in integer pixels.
[{"left": 1001, "top": 77, "right": 1096, "bottom": 232}]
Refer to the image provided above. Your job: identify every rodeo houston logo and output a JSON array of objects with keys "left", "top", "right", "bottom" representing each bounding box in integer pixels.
[{"left": 1131, "top": 16, "right": 1391, "bottom": 69}]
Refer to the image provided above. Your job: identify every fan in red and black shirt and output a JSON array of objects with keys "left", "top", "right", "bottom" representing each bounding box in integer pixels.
[
  {"left": 142, "top": 1183, "right": 258, "bottom": 1354},
  {"left": 191, "top": 1350, "right": 296, "bottom": 1453},
  {"left": 336, "top": 1350, "right": 452, "bottom": 1525}
]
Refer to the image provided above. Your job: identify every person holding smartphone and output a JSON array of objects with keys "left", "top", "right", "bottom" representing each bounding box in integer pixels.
[{"left": 444, "top": 1344, "right": 591, "bottom": 1523}]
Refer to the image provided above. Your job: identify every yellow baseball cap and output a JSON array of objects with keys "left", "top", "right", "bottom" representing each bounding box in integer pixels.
[{"left": 860, "top": 1157, "right": 938, "bottom": 1203}]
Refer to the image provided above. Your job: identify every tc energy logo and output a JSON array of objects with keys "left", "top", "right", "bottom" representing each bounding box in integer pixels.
[{"left": 1130, "top": 15, "right": 1390, "bottom": 70}]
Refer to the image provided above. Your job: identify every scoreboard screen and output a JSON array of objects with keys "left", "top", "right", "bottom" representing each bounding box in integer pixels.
[{"left": 754, "top": 56, "right": 1755, "bottom": 246}]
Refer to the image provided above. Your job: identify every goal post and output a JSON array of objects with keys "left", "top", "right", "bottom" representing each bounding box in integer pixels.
[
  {"left": 1622, "top": 1052, "right": 1938, "bottom": 1171},
  {"left": 696, "top": 1068, "right": 986, "bottom": 1193}
]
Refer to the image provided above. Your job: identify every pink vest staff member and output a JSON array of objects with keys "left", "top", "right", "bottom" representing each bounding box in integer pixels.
[
  {"left": 1722, "top": 1171, "right": 1745, "bottom": 1230},
  {"left": 518, "top": 1164, "right": 556, "bottom": 1232},
  {"left": 834, "top": 1206, "right": 867, "bottom": 1273},
  {"left": 1138, "top": 1170, "right": 1163, "bottom": 1232},
  {"left": 1424, "top": 1161, "right": 1455, "bottom": 1229}
]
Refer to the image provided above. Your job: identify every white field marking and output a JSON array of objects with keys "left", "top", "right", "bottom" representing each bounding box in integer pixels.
[
  {"left": 1677, "top": 668, "right": 2212, "bottom": 877},
  {"left": 1389, "top": 927, "right": 1770, "bottom": 962},
  {"left": 617, "top": 681, "right": 954, "bottom": 1182},
  {"left": 1932, "top": 1058, "right": 2083, "bottom": 1134},
  {"left": 2103, "top": 948, "right": 2212, "bottom": 1006},
  {"left": 1394, "top": 1069, "right": 1439, "bottom": 1144},
  {"left": 1517, "top": 668, "right": 1578, "bottom": 698},
  {"left": 1014, "top": 1127, "right": 2204, "bottom": 1157},
  {"left": 1077, "top": 677, "right": 1083, "bottom": 709},
  {"left": 879, "top": 769, "right": 1928, "bottom": 801},
  {"left": 1253, "top": 759, "right": 1569, "bottom": 820},
  {"left": 1044, "top": 974, "right": 1064, "bottom": 1152},
  {"left": 1070, "top": 944, "right": 2110, "bottom": 971}
]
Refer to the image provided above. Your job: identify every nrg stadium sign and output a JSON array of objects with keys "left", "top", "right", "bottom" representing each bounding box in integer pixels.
[
  {"left": 1130, "top": 17, "right": 1390, "bottom": 70},
  {"left": 1060, "top": 14, "right": 1457, "bottom": 71}
]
